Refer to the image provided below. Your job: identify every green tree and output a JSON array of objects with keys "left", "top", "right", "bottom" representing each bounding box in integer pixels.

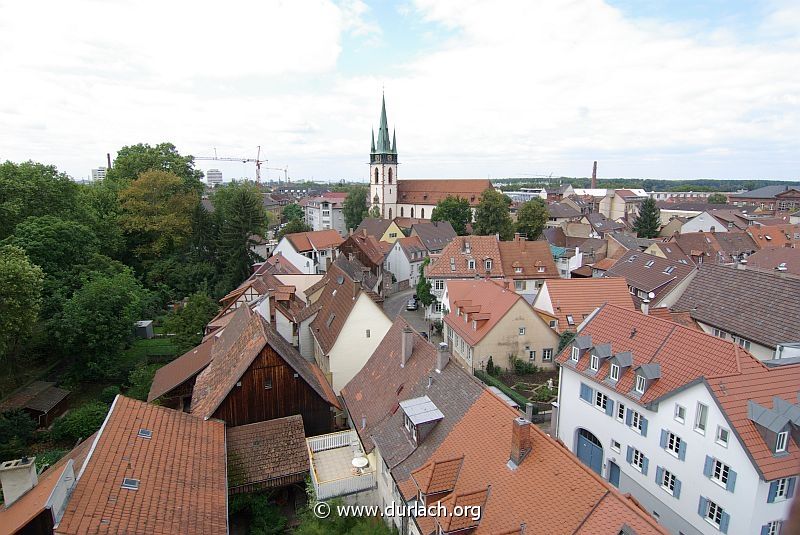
[
  {"left": 163, "top": 292, "right": 219, "bottom": 353},
  {"left": 632, "top": 197, "right": 661, "bottom": 238},
  {"left": 0, "top": 410, "right": 37, "bottom": 461},
  {"left": 369, "top": 204, "right": 381, "bottom": 218},
  {"left": 557, "top": 330, "right": 577, "bottom": 352},
  {"left": 76, "top": 181, "right": 125, "bottom": 258},
  {"left": 119, "top": 170, "right": 199, "bottom": 259},
  {"left": 431, "top": 195, "right": 471, "bottom": 235},
  {"left": 515, "top": 198, "right": 549, "bottom": 240},
  {"left": 342, "top": 185, "right": 369, "bottom": 230},
  {"left": 416, "top": 258, "right": 435, "bottom": 307},
  {"left": 214, "top": 183, "right": 267, "bottom": 288},
  {"left": 126, "top": 363, "right": 162, "bottom": 401},
  {"left": 707, "top": 193, "right": 728, "bottom": 204},
  {"left": 51, "top": 402, "right": 108, "bottom": 444},
  {"left": 282, "top": 202, "right": 304, "bottom": 222},
  {"left": 106, "top": 142, "right": 203, "bottom": 191},
  {"left": 0, "top": 160, "right": 83, "bottom": 240},
  {"left": 294, "top": 498, "right": 393, "bottom": 535},
  {"left": 57, "top": 271, "right": 147, "bottom": 378},
  {"left": 473, "top": 189, "right": 514, "bottom": 240},
  {"left": 0, "top": 246, "right": 44, "bottom": 369},
  {"left": 278, "top": 218, "right": 311, "bottom": 240}
]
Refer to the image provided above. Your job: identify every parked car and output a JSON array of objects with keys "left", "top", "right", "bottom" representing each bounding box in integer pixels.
[
  {"left": 406, "top": 298, "right": 418, "bottom": 311},
  {"left": 420, "top": 332, "right": 429, "bottom": 340}
]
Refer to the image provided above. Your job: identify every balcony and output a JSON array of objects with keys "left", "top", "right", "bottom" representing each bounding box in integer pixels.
[{"left": 306, "top": 430, "right": 376, "bottom": 500}]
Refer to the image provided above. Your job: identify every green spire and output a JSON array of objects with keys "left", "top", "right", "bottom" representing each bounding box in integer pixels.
[
  {"left": 391, "top": 128, "right": 396, "bottom": 154},
  {"left": 371, "top": 129, "right": 375, "bottom": 153},
  {"left": 375, "top": 93, "right": 392, "bottom": 154}
]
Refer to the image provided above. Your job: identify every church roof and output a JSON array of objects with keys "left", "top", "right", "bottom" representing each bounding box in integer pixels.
[
  {"left": 373, "top": 94, "right": 395, "bottom": 155},
  {"left": 398, "top": 179, "right": 492, "bottom": 207}
]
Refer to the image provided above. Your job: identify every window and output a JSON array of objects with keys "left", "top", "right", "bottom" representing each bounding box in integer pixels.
[
  {"left": 434, "top": 279, "right": 444, "bottom": 290},
  {"left": 590, "top": 354, "right": 599, "bottom": 371},
  {"left": 566, "top": 315, "right": 575, "bottom": 325},
  {"left": 635, "top": 375, "right": 646, "bottom": 394},
  {"left": 571, "top": 346, "right": 579, "bottom": 361},
  {"left": 468, "top": 259, "right": 476, "bottom": 270},
  {"left": 630, "top": 410, "right": 644, "bottom": 434},
  {"left": 611, "top": 440, "right": 621, "bottom": 452},
  {"left": 663, "top": 266, "right": 675, "bottom": 274},
  {"left": 609, "top": 363, "right": 620, "bottom": 381},
  {"left": 515, "top": 266, "right": 523, "bottom": 273},
  {"left": 666, "top": 432, "right": 683, "bottom": 457},
  {"left": 776, "top": 431, "right": 788, "bottom": 453},
  {"left": 366, "top": 329, "right": 371, "bottom": 338},
  {"left": 515, "top": 280, "right": 525, "bottom": 291},
  {"left": 549, "top": 319, "right": 557, "bottom": 328},
  {"left": 764, "top": 521, "right": 782, "bottom": 535},
  {"left": 712, "top": 459, "right": 730, "bottom": 487},
  {"left": 645, "top": 260, "right": 655, "bottom": 267},
  {"left": 616, "top": 402, "right": 626, "bottom": 423},
  {"left": 518, "top": 327, "right": 526, "bottom": 336},
  {"left": 774, "top": 478, "right": 790, "bottom": 501},
  {"left": 713, "top": 328, "right": 727, "bottom": 340},
  {"left": 485, "top": 259, "right": 492, "bottom": 271},
  {"left": 137, "top": 429, "right": 152, "bottom": 439},
  {"left": 537, "top": 266, "right": 545, "bottom": 272},
  {"left": 433, "top": 302, "right": 443, "bottom": 313},
  {"left": 594, "top": 391, "right": 608, "bottom": 411},
  {"left": 542, "top": 348, "right": 553, "bottom": 362},
  {"left": 631, "top": 448, "right": 645, "bottom": 472},
  {"left": 264, "top": 378, "right": 273, "bottom": 390},
  {"left": 674, "top": 404, "right": 686, "bottom": 424},
  {"left": 528, "top": 349, "right": 535, "bottom": 360},
  {"left": 121, "top": 478, "right": 140, "bottom": 491},
  {"left": 660, "top": 468, "right": 677, "bottom": 495},
  {"left": 695, "top": 403, "right": 708, "bottom": 434},
  {"left": 716, "top": 427, "right": 729, "bottom": 448},
  {"left": 389, "top": 232, "right": 397, "bottom": 238},
  {"left": 702, "top": 499, "right": 724, "bottom": 529}
]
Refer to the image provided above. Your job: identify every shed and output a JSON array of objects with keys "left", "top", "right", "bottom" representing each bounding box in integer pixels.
[
  {"left": 134, "top": 320, "right": 154, "bottom": 339},
  {"left": 0, "top": 382, "right": 70, "bottom": 427}
]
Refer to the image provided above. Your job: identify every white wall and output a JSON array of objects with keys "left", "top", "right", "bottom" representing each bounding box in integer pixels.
[
  {"left": 557, "top": 366, "right": 794, "bottom": 535},
  {"left": 275, "top": 308, "right": 294, "bottom": 346},
  {"left": 384, "top": 242, "right": 413, "bottom": 283},
  {"left": 298, "top": 315, "right": 317, "bottom": 361},
  {"left": 272, "top": 240, "right": 315, "bottom": 274},
  {"left": 682, "top": 212, "right": 729, "bottom": 234},
  {"left": 695, "top": 321, "right": 774, "bottom": 361}
]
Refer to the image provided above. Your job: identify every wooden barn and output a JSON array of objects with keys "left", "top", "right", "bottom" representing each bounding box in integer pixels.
[{"left": 0, "top": 382, "right": 70, "bottom": 428}]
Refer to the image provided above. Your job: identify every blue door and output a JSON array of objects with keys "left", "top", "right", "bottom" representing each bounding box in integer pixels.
[
  {"left": 608, "top": 461, "right": 620, "bottom": 487},
  {"left": 576, "top": 429, "right": 603, "bottom": 475}
]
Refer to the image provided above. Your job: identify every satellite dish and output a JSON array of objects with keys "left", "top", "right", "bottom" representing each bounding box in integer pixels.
[{"left": 648, "top": 292, "right": 656, "bottom": 299}]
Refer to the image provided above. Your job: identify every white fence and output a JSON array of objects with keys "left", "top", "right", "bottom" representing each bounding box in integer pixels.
[
  {"left": 307, "top": 430, "right": 376, "bottom": 500},
  {"left": 307, "top": 430, "right": 355, "bottom": 453}
]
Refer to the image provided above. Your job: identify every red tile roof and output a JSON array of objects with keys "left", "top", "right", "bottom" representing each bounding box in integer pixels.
[
  {"left": 498, "top": 239, "right": 559, "bottom": 279},
  {"left": 397, "top": 235, "right": 427, "bottom": 260},
  {"left": 308, "top": 264, "right": 366, "bottom": 355},
  {"left": 147, "top": 338, "right": 214, "bottom": 402},
  {"left": 744, "top": 247, "right": 800, "bottom": 276},
  {"left": 538, "top": 278, "right": 635, "bottom": 331},
  {"left": 56, "top": 396, "right": 228, "bottom": 535},
  {"left": 397, "top": 179, "right": 492, "bottom": 207},
  {"left": 591, "top": 257, "right": 618, "bottom": 271},
  {"left": 746, "top": 224, "right": 800, "bottom": 249},
  {"left": 444, "top": 280, "right": 524, "bottom": 346},
  {"left": 426, "top": 235, "right": 557, "bottom": 280},
  {"left": 341, "top": 232, "right": 386, "bottom": 266},
  {"left": 285, "top": 229, "right": 344, "bottom": 252}
]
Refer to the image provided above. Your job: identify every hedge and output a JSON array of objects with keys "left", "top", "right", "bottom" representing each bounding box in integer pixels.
[{"left": 474, "top": 369, "right": 532, "bottom": 409}]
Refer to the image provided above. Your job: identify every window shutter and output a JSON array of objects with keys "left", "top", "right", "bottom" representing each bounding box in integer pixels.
[
  {"left": 726, "top": 468, "right": 737, "bottom": 492},
  {"left": 605, "top": 399, "right": 614, "bottom": 416},
  {"left": 641, "top": 416, "right": 648, "bottom": 437},
  {"left": 660, "top": 429, "right": 668, "bottom": 448},
  {"left": 768, "top": 480, "right": 778, "bottom": 503},
  {"left": 788, "top": 477, "right": 797, "bottom": 499},
  {"left": 625, "top": 409, "right": 632, "bottom": 426},
  {"left": 580, "top": 383, "right": 592, "bottom": 402},
  {"left": 655, "top": 465, "right": 663, "bottom": 485},
  {"left": 697, "top": 496, "right": 708, "bottom": 517},
  {"left": 703, "top": 455, "right": 714, "bottom": 477},
  {"left": 673, "top": 477, "right": 681, "bottom": 498},
  {"left": 626, "top": 446, "right": 633, "bottom": 464},
  {"left": 678, "top": 440, "right": 687, "bottom": 461},
  {"left": 642, "top": 455, "right": 649, "bottom": 476},
  {"left": 719, "top": 511, "right": 730, "bottom": 534}
]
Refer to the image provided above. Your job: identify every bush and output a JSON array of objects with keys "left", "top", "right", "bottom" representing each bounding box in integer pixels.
[
  {"left": 100, "top": 385, "right": 121, "bottom": 404},
  {"left": 295, "top": 498, "right": 395, "bottom": 535},
  {"left": 486, "top": 356, "right": 498, "bottom": 376},
  {"left": 51, "top": 402, "right": 108, "bottom": 444},
  {"left": 512, "top": 357, "right": 538, "bottom": 375},
  {"left": 126, "top": 363, "right": 162, "bottom": 401},
  {"left": 474, "top": 370, "right": 530, "bottom": 408},
  {"left": 35, "top": 449, "right": 67, "bottom": 471},
  {"left": 229, "top": 493, "right": 287, "bottom": 535},
  {"left": 557, "top": 331, "right": 577, "bottom": 353},
  {"left": 0, "top": 409, "right": 38, "bottom": 462}
]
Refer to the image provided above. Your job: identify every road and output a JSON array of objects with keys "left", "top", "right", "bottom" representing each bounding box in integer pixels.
[{"left": 382, "top": 287, "right": 443, "bottom": 344}]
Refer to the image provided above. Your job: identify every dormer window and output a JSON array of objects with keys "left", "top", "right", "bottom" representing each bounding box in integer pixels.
[
  {"left": 468, "top": 259, "right": 475, "bottom": 270},
  {"left": 635, "top": 375, "right": 646, "bottom": 394},
  {"left": 776, "top": 431, "right": 788, "bottom": 453},
  {"left": 537, "top": 266, "right": 545, "bottom": 272},
  {"left": 590, "top": 354, "right": 599, "bottom": 371},
  {"left": 472, "top": 320, "right": 477, "bottom": 330},
  {"left": 610, "top": 363, "right": 620, "bottom": 381},
  {"left": 571, "top": 346, "right": 579, "bottom": 361},
  {"left": 485, "top": 259, "right": 492, "bottom": 271},
  {"left": 515, "top": 266, "right": 522, "bottom": 273}
]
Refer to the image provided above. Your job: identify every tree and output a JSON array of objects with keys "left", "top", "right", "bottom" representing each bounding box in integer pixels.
[
  {"left": 708, "top": 193, "right": 728, "bottom": 204},
  {"left": 282, "top": 202, "right": 304, "bottom": 222},
  {"left": 126, "top": 363, "right": 162, "bottom": 401},
  {"left": 57, "top": 271, "right": 147, "bottom": 378},
  {"left": 342, "top": 185, "right": 369, "bottom": 230},
  {"left": 473, "top": 188, "right": 514, "bottom": 240},
  {"left": 119, "top": 170, "right": 199, "bottom": 259},
  {"left": 632, "top": 197, "right": 661, "bottom": 238},
  {"left": 106, "top": 142, "right": 203, "bottom": 191},
  {"left": 369, "top": 204, "right": 381, "bottom": 218},
  {"left": 431, "top": 196, "right": 471, "bottom": 235},
  {"left": 163, "top": 292, "right": 219, "bottom": 353},
  {"left": 50, "top": 402, "right": 109, "bottom": 444},
  {"left": 515, "top": 198, "right": 549, "bottom": 240},
  {"left": 278, "top": 218, "right": 311, "bottom": 240},
  {"left": 214, "top": 183, "right": 267, "bottom": 289},
  {"left": 0, "top": 410, "right": 37, "bottom": 462},
  {"left": 0, "top": 246, "right": 44, "bottom": 369},
  {"left": 416, "top": 258, "right": 435, "bottom": 307}
]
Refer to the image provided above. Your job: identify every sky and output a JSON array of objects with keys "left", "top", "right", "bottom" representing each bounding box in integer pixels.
[{"left": 1, "top": 0, "right": 799, "bottom": 183}]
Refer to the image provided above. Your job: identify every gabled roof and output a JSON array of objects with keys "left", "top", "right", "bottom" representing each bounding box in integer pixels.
[
  {"left": 590, "top": 257, "right": 618, "bottom": 271},
  {"left": 498, "top": 238, "right": 559, "bottom": 279},
  {"left": 397, "top": 235, "right": 427, "bottom": 260},
  {"left": 585, "top": 213, "right": 625, "bottom": 233},
  {"left": 253, "top": 253, "right": 303, "bottom": 276},
  {"left": 547, "top": 201, "right": 582, "bottom": 219},
  {"left": 191, "top": 306, "right": 339, "bottom": 418},
  {"left": 604, "top": 250, "right": 695, "bottom": 302},
  {"left": 411, "top": 221, "right": 457, "bottom": 251},
  {"left": 407, "top": 389, "right": 667, "bottom": 535},
  {"left": 397, "top": 179, "right": 492, "bottom": 207},
  {"left": 410, "top": 455, "right": 464, "bottom": 495},
  {"left": 672, "top": 263, "right": 800, "bottom": 348},
  {"left": 745, "top": 247, "right": 800, "bottom": 276},
  {"left": 147, "top": 338, "right": 215, "bottom": 402},
  {"left": 342, "top": 231, "right": 386, "bottom": 266},
  {"left": 713, "top": 231, "right": 759, "bottom": 258},
  {"left": 444, "top": 280, "right": 524, "bottom": 346},
  {"left": 226, "top": 415, "right": 308, "bottom": 491},
  {"left": 608, "top": 231, "right": 654, "bottom": 252},
  {"left": 354, "top": 217, "right": 393, "bottom": 239},
  {"left": 731, "top": 185, "right": 800, "bottom": 199},
  {"left": 647, "top": 242, "right": 693, "bottom": 265},
  {"left": 538, "top": 278, "right": 635, "bottom": 330},
  {"left": 285, "top": 229, "right": 343, "bottom": 252},
  {"left": 671, "top": 232, "right": 723, "bottom": 260},
  {"left": 55, "top": 396, "right": 228, "bottom": 535},
  {"left": 746, "top": 224, "right": 800, "bottom": 249},
  {"left": 0, "top": 381, "right": 69, "bottom": 414},
  {"left": 426, "top": 235, "right": 502, "bottom": 278}
]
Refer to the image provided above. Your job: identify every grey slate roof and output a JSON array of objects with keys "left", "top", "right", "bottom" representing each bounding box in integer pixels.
[
  {"left": 586, "top": 213, "right": 625, "bottom": 232},
  {"left": 731, "top": 185, "right": 800, "bottom": 199},
  {"left": 671, "top": 263, "right": 800, "bottom": 349},
  {"left": 355, "top": 218, "right": 392, "bottom": 239},
  {"left": 637, "top": 363, "right": 662, "bottom": 380},
  {"left": 748, "top": 398, "right": 800, "bottom": 432},
  {"left": 575, "top": 335, "right": 593, "bottom": 350},
  {"left": 411, "top": 221, "right": 457, "bottom": 252},
  {"left": 614, "top": 351, "right": 633, "bottom": 367},
  {"left": 547, "top": 202, "right": 581, "bottom": 219}
]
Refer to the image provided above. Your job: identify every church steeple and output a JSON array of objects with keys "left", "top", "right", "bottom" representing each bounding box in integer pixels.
[
  {"left": 391, "top": 129, "right": 396, "bottom": 154},
  {"left": 374, "top": 93, "right": 393, "bottom": 155},
  {"left": 371, "top": 129, "right": 375, "bottom": 153}
]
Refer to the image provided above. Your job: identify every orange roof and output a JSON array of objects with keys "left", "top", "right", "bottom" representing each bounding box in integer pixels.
[
  {"left": 538, "top": 278, "right": 635, "bottom": 331},
  {"left": 444, "top": 280, "right": 523, "bottom": 346},
  {"left": 407, "top": 390, "right": 666, "bottom": 535},
  {"left": 147, "top": 338, "right": 214, "bottom": 402},
  {"left": 285, "top": 229, "right": 343, "bottom": 252},
  {"left": 747, "top": 223, "right": 800, "bottom": 249},
  {"left": 591, "top": 257, "right": 618, "bottom": 271},
  {"left": 427, "top": 236, "right": 502, "bottom": 278},
  {"left": 647, "top": 308, "right": 701, "bottom": 330},
  {"left": 410, "top": 456, "right": 464, "bottom": 495},
  {"left": 397, "top": 179, "right": 492, "bottom": 207},
  {"left": 56, "top": 396, "right": 227, "bottom": 535},
  {"left": 498, "top": 238, "right": 559, "bottom": 279}
]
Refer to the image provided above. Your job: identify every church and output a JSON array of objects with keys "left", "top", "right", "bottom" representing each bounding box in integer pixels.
[{"left": 369, "top": 96, "right": 493, "bottom": 220}]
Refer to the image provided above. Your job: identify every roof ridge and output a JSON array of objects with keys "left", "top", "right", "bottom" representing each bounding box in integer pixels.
[{"left": 647, "top": 323, "right": 677, "bottom": 365}]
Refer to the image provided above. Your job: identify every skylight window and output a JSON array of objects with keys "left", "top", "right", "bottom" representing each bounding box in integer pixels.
[
  {"left": 121, "top": 478, "right": 140, "bottom": 490},
  {"left": 663, "top": 266, "right": 675, "bottom": 274},
  {"left": 566, "top": 315, "right": 575, "bottom": 325},
  {"left": 137, "top": 429, "right": 152, "bottom": 439},
  {"left": 645, "top": 260, "right": 655, "bottom": 268}
]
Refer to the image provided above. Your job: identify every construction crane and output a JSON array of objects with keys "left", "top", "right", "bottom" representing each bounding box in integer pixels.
[
  {"left": 263, "top": 165, "right": 289, "bottom": 183},
  {"left": 194, "top": 146, "right": 266, "bottom": 183}
]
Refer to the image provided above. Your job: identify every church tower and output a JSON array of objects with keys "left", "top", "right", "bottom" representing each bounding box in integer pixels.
[{"left": 369, "top": 94, "right": 398, "bottom": 219}]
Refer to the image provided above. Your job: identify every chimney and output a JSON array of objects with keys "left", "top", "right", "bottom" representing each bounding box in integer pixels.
[
  {"left": 640, "top": 299, "right": 650, "bottom": 315},
  {"left": 436, "top": 342, "right": 449, "bottom": 373},
  {"left": 401, "top": 326, "right": 414, "bottom": 367},
  {"left": 362, "top": 228, "right": 367, "bottom": 237},
  {"left": 509, "top": 417, "right": 532, "bottom": 467},
  {"left": 361, "top": 414, "right": 366, "bottom": 430},
  {"left": 107, "top": 152, "right": 112, "bottom": 169},
  {"left": 591, "top": 161, "right": 597, "bottom": 189},
  {"left": 525, "top": 403, "right": 534, "bottom": 421},
  {"left": 0, "top": 457, "right": 38, "bottom": 507}
]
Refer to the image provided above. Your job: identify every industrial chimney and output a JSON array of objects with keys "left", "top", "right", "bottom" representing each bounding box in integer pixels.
[{"left": 591, "top": 161, "right": 598, "bottom": 189}]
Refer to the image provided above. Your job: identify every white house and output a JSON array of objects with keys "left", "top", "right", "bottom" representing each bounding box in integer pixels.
[
  {"left": 383, "top": 235, "right": 428, "bottom": 287},
  {"left": 555, "top": 304, "right": 799, "bottom": 535},
  {"left": 271, "top": 229, "right": 344, "bottom": 274}
]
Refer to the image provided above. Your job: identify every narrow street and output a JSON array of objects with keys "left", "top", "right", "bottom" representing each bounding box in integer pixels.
[{"left": 382, "top": 287, "right": 443, "bottom": 344}]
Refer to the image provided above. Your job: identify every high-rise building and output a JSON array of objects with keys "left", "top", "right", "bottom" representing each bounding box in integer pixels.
[
  {"left": 91, "top": 167, "right": 107, "bottom": 181},
  {"left": 206, "top": 168, "right": 223, "bottom": 187}
]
